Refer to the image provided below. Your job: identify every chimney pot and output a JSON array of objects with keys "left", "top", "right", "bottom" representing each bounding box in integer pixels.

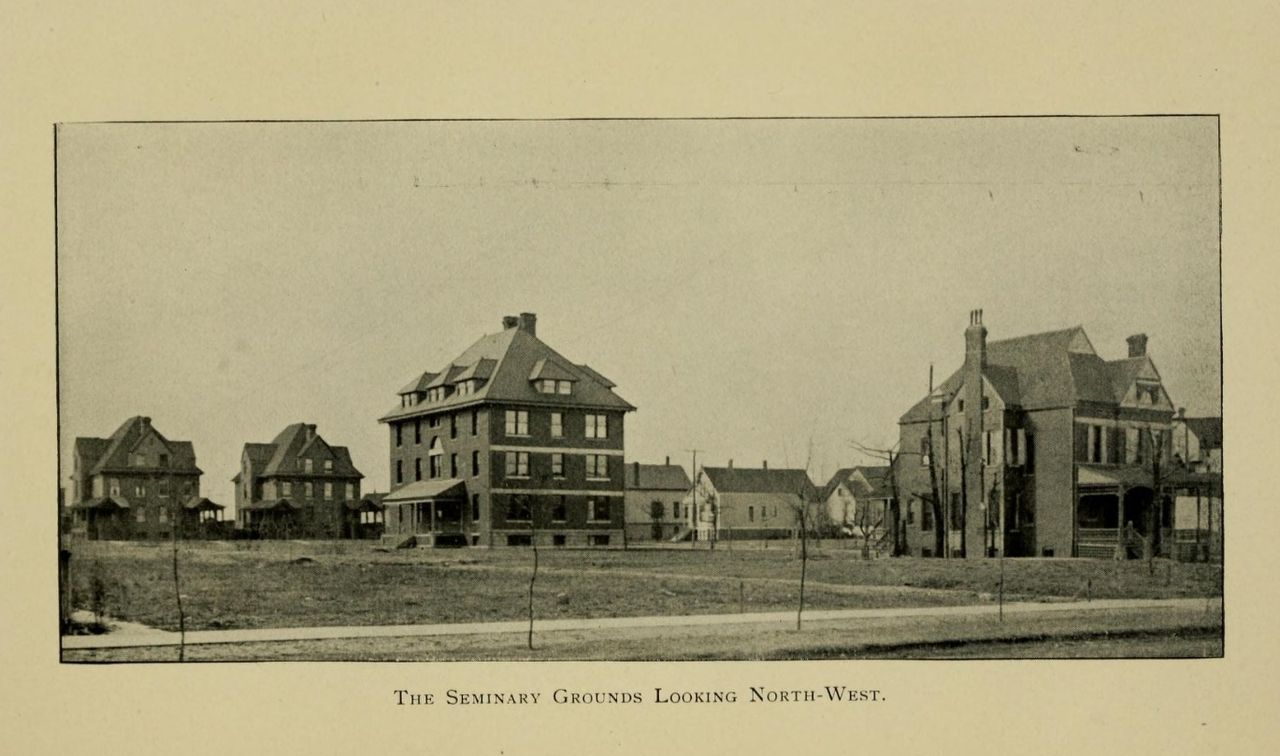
[
  {"left": 1126, "top": 333, "right": 1148, "bottom": 358},
  {"left": 728, "top": 459, "right": 733, "bottom": 469},
  {"left": 665, "top": 455, "right": 670, "bottom": 466},
  {"left": 762, "top": 460, "right": 768, "bottom": 470}
]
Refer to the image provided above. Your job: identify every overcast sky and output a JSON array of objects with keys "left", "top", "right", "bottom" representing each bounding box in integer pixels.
[{"left": 56, "top": 117, "right": 1220, "bottom": 505}]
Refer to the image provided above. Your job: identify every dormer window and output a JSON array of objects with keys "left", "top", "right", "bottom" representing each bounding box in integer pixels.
[
  {"left": 304, "top": 459, "right": 313, "bottom": 473},
  {"left": 455, "top": 380, "right": 476, "bottom": 397},
  {"left": 538, "top": 379, "right": 572, "bottom": 395}
]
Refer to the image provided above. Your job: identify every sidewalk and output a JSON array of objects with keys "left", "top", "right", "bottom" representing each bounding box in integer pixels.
[{"left": 61, "top": 596, "right": 1221, "bottom": 650}]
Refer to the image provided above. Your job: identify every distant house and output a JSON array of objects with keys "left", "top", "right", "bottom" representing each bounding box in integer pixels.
[
  {"left": 623, "top": 459, "right": 692, "bottom": 542},
  {"left": 1173, "top": 413, "right": 1222, "bottom": 474},
  {"left": 897, "top": 310, "right": 1180, "bottom": 559},
  {"left": 379, "top": 313, "right": 635, "bottom": 548},
  {"left": 346, "top": 492, "right": 387, "bottom": 540},
  {"left": 70, "top": 416, "right": 217, "bottom": 540},
  {"left": 685, "top": 463, "right": 820, "bottom": 542},
  {"left": 1168, "top": 412, "right": 1223, "bottom": 562},
  {"left": 820, "top": 466, "right": 894, "bottom": 540},
  {"left": 233, "top": 423, "right": 365, "bottom": 538}
]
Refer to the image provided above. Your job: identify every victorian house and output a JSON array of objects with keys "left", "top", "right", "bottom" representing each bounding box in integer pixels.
[
  {"left": 70, "top": 416, "right": 218, "bottom": 540},
  {"left": 379, "top": 313, "right": 635, "bottom": 548},
  {"left": 233, "top": 423, "right": 365, "bottom": 537},
  {"left": 897, "top": 311, "right": 1178, "bottom": 559}
]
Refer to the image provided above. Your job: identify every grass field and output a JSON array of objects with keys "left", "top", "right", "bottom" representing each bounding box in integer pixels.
[
  {"left": 64, "top": 539, "right": 1223, "bottom": 634},
  {"left": 60, "top": 604, "right": 1223, "bottom": 662}
]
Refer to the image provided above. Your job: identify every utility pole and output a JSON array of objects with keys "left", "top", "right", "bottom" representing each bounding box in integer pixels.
[{"left": 684, "top": 448, "right": 705, "bottom": 547}]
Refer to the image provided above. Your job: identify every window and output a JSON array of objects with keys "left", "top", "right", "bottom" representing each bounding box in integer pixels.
[
  {"left": 414, "top": 457, "right": 422, "bottom": 481},
  {"left": 414, "top": 420, "right": 421, "bottom": 444},
  {"left": 537, "top": 379, "right": 572, "bottom": 395},
  {"left": 907, "top": 500, "right": 916, "bottom": 525},
  {"left": 396, "top": 424, "right": 403, "bottom": 447},
  {"left": 1125, "top": 427, "right": 1141, "bottom": 464},
  {"left": 182, "top": 479, "right": 192, "bottom": 495},
  {"left": 471, "top": 410, "right": 478, "bottom": 435},
  {"left": 505, "top": 410, "right": 529, "bottom": 436},
  {"left": 134, "top": 482, "right": 146, "bottom": 497},
  {"left": 472, "top": 450, "right": 480, "bottom": 477},
  {"left": 505, "top": 451, "right": 529, "bottom": 478},
  {"left": 552, "top": 496, "right": 567, "bottom": 522},
  {"left": 450, "top": 453, "right": 458, "bottom": 478},
  {"left": 1087, "top": 424, "right": 1106, "bottom": 464},
  {"left": 585, "top": 414, "right": 608, "bottom": 439},
  {"left": 984, "top": 430, "right": 998, "bottom": 465},
  {"left": 588, "top": 498, "right": 611, "bottom": 522},
  {"left": 93, "top": 477, "right": 104, "bottom": 498},
  {"left": 430, "top": 455, "right": 442, "bottom": 479},
  {"left": 471, "top": 494, "right": 480, "bottom": 522},
  {"left": 346, "top": 482, "right": 355, "bottom": 499},
  {"left": 553, "top": 534, "right": 567, "bottom": 547},
  {"left": 551, "top": 453, "right": 565, "bottom": 477},
  {"left": 107, "top": 478, "right": 121, "bottom": 497},
  {"left": 158, "top": 479, "right": 169, "bottom": 498},
  {"left": 671, "top": 502, "right": 679, "bottom": 519},
  {"left": 324, "top": 482, "right": 333, "bottom": 500},
  {"left": 136, "top": 508, "right": 146, "bottom": 523},
  {"left": 506, "top": 495, "right": 531, "bottom": 521},
  {"left": 396, "top": 460, "right": 403, "bottom": 484},
  {"left": 585, "top": 454, "right": 609, "bottom": 479},
  {"left": 588, "top": 534, "right": 611, "bottom": 546},
  {"left": 158, "top": 506, "right": 167, "bottom": 523},
  {"left": 455, "top": 380, "right": 474, "bottom": 396},
  {"left": 324, "top": 459, "right": 333, "bottom": 472},
  {"left": 158, "top": 454, "right": 168, "bottom": 467},
  {"left": 921, "top": 499, "right": 934, "bottom": 530},
  {"left": 507, "top": 534, "right": 532, "bottom": 546},
  {"left": 450, "top": 414, "right": 458, "bottom": 439},
  {"left": 551, "top": 412, "right": 564, "bottom": 438},
  {"left": 920, "top": 435, "right": 931, "bottom": 466},
  {"left": 748, "top": 505, "right": 755, "bottom": 522},
  {"left": 429, "top": 415, "right": 441, "bottom": 428},
  {"left": 304, "top": 482, "right": 313, "bottom": 498}
]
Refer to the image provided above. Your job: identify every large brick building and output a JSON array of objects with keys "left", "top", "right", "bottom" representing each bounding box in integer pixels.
[
  {"left": 70, "top": 416, "right": 218, "bottom": 540},
  {"left": 233, "top": 423, "right": 365, "bottom": 538},
  {"left": 897, "top": 311, "right": 1177, "bottom": 559},
  {"left": 379, "top": 313, "right": 635, "bottom": 547}
]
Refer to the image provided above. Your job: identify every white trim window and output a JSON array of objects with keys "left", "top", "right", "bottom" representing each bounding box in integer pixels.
[
  {"left": 505, "top": 451, "right": 530, "bottom": 478},
  {"left": 1087, "top": 424, "right": 1107, "bottom": 464},
  {"left": 505, "top": 410, "right": 529, "bottom": 436},
  {"left": 585, "top": 414, "right": 608, "bottom": 439},
  {"left": 588, "top": 497, "right": 611, "bottom": 522},
  {"left": 304, "top": 482, "right": 313, "bottom": 498},
  {"left": 324, "top": 482, "right": 333, "bottom": 500},
  {"left": 304, "top": 459, "right": 313, "bottom": 473},
  {"left": 346, "top": 482, "right": 355, "bottom": 499},
  {"left": 585, "top": 454, "right": 609, "bottom": 480},
  {"left": 537, "top": 379, "right": 572, "bottom": 395},
  {"left": 550, "top": 412, "right": 564, "bottom": 438},
  {"left": 551, "top": 453, "right": 565, "bottom": 478},
  {"left": 282, "top": 481, "right": 293, "bottom": 496}
]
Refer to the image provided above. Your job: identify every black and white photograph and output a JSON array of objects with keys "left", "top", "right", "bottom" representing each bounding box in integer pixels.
[{"left": 55, "top": 116, "right": 1223, "bottom": 662}]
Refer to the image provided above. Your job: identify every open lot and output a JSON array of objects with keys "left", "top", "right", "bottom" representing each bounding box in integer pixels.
[{"left": 63, "top": 539, "right": 1223, "bottom": 636}]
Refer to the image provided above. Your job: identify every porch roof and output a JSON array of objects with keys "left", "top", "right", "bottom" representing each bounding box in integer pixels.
[
  {"left": 182, "top": 496, "right": 225, "bottom": 511},
  {"left": 1077, "top": 464, "right": 1155, "bottom": 489},
  {"left": 384, "top": 478, "right": 467, "bottom": 503},
  {"left": 242, "top": 497, "right": 302, "bottom": 511},
  {"left": 72, "top": 495, "right": 130, "bottom": 510}
]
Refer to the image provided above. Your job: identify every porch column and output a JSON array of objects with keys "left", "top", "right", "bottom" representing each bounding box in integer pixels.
[
  {"left": 430, "top": 501, "right": 436, "bottom": 534},
  {"left": 1116, "top": 485, "right": 1126, "bottom": 552}
]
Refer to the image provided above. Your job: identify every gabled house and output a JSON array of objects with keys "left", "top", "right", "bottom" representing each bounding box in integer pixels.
[
  {"left": 70, "top": 416, "right": 215, "bottom": 540},
  {"left": 685, "top": 463, "right": 820, "bottom": 542},
  {"left": 820, "top": 466, "right": 894, "bottom": 540},
  {"left": 379, "top": 313, "right": 636, "bottom": 548},
  {"left": 897, "top": 310, "right": 1179, "bottom": 559},
  {"left": 233, "top": 423, "right": 364, "bottom": 538},
  {"left": 623, "top": 458, "right": 693, "bottom": 542}
]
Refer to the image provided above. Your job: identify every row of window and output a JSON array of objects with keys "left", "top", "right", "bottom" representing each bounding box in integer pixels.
[
  {"left": 128, "top": 452, "right": 170, "bottom": 467},
  {"left": 503, "top": 494, "right": 615, "bottom": 523},
  {"left": 291, "top": 458, "right": 335, "bottom": 473},
  {"left": 1083, "top": 424, "right": 1172, "bottom": 466},
  {"left": 97, "top": 477, "right": 194, "bottom": 499},
  {"left": 394, "top": 450, "right": 616, "bottom": 484},
  {"left": 918, "top": 429, "right": 1036, "bottom": 471},
  {"left": 649, "top": 501, "right": 686, "bottom": 519},
  {"left": 263, "top": 481, "right": 356, "bottom": 500},
  {"left": 396, "top": 410, "right": 480, "bottom": 446}
]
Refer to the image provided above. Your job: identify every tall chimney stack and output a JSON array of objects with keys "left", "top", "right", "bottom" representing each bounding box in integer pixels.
[
  {"left": 762, "top": 460, "right": 768, "bottom": 470},
  {"left": 1126, "top": 333, "right": 1148, "bottom": 358},
  {"left": 965, "top": 309, "right": 988, "bottom": 371},
  {"left": 518, "top": 312, "right": 537, "bottom": 337},
  {"left": 665, "top": 455, "right": 670, "bottom": 466}
]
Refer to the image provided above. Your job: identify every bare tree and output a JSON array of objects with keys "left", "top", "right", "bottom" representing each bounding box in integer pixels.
[
  {"left": 955, "top": 426, "right": 970, "bottom": 558},
  {"left": 167, "top": 470, "right": 186, "bottom": 662},
  {"left": 783, "top": 443, "right": 818, "bottom": 631},
  {"left": 849, "top": 439, "right": 907, "bottom": 557},
  {"left": 524, "top": 495, "right": 537, "bottom": 650}
]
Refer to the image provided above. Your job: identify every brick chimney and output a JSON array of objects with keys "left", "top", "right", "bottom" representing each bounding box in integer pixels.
[
  {"left": 665, "top": 455, "right": 670, "bottom": 465},
  {"left": 762, "top": 460, "right": 768, "bottom": 470},
  {"left": 306, "top": 424, "right": 317, "bottom": 440},
  {"left": 1127, "top": 333, "right": 1148, "bottom": 358},
  {"left": 965, "top": 309, "right": 987, "bottom": 372},
  {"left": 518, "top": 312, "right": 537, "bottom": 337},
  {"left": 633, "top": 460, "right": 640, "bottom": 483},
  {"left": 502, "top": 315, "right": 519, "bottom": 330},
  {"left": 728, "top": 459, "right": 734, "bottom": 469}
]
